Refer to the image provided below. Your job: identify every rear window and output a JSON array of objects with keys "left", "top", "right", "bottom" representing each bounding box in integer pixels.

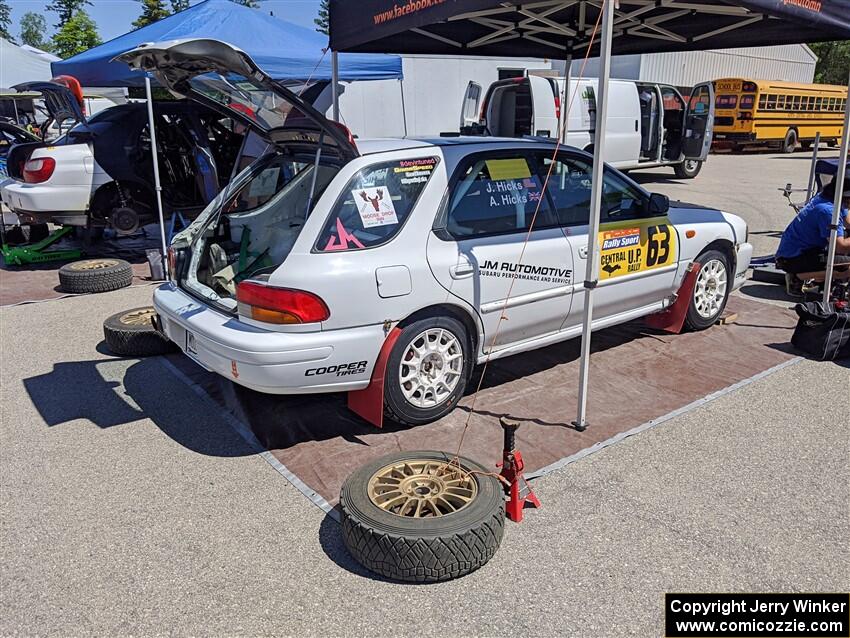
[
  {"left": 740, "top": 95, "right": 754, "bottom": 109},
  {"left": 316, "top": 157, "right": 438, "bottom": 252},
  {"left": 716, "top": 95, "right": 737, "bottom": 108}
]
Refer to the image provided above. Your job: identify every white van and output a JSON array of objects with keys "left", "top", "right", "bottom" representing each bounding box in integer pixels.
[{"left": 462, "top": 75, "right": 715, "bottom": 179}]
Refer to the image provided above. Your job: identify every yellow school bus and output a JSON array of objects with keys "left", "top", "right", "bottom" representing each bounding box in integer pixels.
[{"left": 711, "top": 78, "right": 847, "bottom": 152}]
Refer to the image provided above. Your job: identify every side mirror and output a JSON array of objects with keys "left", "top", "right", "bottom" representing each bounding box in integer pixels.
[{"left": 647, "top": 192, "right": 669, "bottom": 215}]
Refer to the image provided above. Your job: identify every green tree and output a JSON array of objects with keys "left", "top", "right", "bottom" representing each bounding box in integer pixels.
[
  {"left": 170, "top": 0, "right": 190, "bottom": 12},
  {"left": 46, "top": 0, "right": 91, "bottom": 28},
  {"left": 133, "top": 0, "right": 170, "bottom": 28},
  {"left": 810, "top": 42, "right": 850, "bottom": 86},
  {"left": 20, "top": 12, "right": 51, "bottom": 49},
  {"left": 314, "top": 0, "right": 329, "bottom": 36},
  {"left": 51, "top": 9, "right": 101, "bottom": 58},
  {"left": 0, "top": 0, "right": 14, "bottom": 43},
  {"left": 231, "top": 0, "right": 259, "bottom": 8}
]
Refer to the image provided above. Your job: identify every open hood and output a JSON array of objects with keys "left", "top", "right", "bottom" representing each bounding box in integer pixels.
[
  {"left": 115, "top": 39, "right": 358, "bottom": 161},
  {"left": 12, "top": 81, "right": 86, "bottom": 128}
]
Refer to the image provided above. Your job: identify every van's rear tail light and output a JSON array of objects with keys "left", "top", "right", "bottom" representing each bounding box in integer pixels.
[
  {"left": 23, "top": 157, "right": 56, "bottom": 183},
  {"left": 236, "top": 281, "right": 330, "bottom": 325}
]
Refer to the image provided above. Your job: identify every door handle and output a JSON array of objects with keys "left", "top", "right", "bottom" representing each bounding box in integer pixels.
[
  {"left": 579, "top": 245, "right": 588, "bottom": 259},
  {"left": 450, "top": 262, "right": 474, "bottom": 279},
  {"left": 635, "top": 119, "right": 639, "bottom": 132}
]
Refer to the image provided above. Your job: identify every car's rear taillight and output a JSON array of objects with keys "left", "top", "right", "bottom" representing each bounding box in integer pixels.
[
  {"left": 236, "top": 281, "right": 330, "bottom": 325},
  {"left": 167, "top": 247, "right": 176, "bottom": 281},
  {"left": 554, "top": 95, "right": 561, "bottom": 121},
  {"left": 23, "top": 157, "right": 56, "bottom": 183}
]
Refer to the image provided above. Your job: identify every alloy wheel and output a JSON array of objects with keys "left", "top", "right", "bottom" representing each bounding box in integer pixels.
[
  {"left": 398, "top": 328, "right": 464, "bottom": 408},
  {"left": 694, "top": 258, "right": 728, "bottom": 319}
]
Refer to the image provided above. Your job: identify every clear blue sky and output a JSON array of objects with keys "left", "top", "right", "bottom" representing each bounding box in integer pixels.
[{"left": 7, "top": 0, "right": 322, "bottom": 44}]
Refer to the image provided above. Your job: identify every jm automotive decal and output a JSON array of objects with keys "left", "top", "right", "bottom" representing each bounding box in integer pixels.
[
  {"left": 599, "top": 218, "right": 677, "bottom": 280},
  {"left": 480, "top": 260, "right": 572, "bottom": 285}
]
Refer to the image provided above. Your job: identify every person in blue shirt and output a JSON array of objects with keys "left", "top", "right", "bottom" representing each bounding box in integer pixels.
[{"left": 776, "top": 176, "right": 850, "bottom": 295}]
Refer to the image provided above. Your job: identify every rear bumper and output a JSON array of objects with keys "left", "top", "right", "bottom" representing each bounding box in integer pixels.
[
  {"left": 1, "top": 180, "right": 91, "bottom": 218},
  {"left": 153, "top": 283, "right": 385, "bottom": 395}
]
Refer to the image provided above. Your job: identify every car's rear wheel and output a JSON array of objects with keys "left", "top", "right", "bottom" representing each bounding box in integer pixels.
[
  {"left": 340, "top": 450, "right": 505, "bottom": 582},
  {"left": 673, "top": 159, "right": 702, "bottom": 179},
  {"left": 383, "top": 316, "right": 472, "bottom": 426},
  {"left": 685, "top": 249, "right": 731, "bottom": 331}
]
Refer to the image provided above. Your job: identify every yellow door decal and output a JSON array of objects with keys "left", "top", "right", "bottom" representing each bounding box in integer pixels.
[{"left": 598, "top": 217, "right": 678, "bottom": 281}]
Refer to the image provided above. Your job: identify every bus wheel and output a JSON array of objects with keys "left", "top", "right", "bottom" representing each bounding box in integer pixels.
[{"left": 782, "top": 129, "right": 798, "bottom": 153}]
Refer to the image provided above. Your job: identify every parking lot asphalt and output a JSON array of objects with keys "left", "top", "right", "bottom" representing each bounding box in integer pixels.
[{"left": 1, "top": 150, "right": 848, "bottom": 636}]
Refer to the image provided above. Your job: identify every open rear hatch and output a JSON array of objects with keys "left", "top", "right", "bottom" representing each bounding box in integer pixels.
[{"left": 116, "top": 39, "right": 359, "bottom": 311}]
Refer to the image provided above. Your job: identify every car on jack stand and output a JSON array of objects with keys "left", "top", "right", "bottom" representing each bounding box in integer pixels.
[
  {"left": 121, "top": 38, "right": 753, "bottom": 429},
  {"left": 0, "top": 80, "right": 245, "bottom": 237}
]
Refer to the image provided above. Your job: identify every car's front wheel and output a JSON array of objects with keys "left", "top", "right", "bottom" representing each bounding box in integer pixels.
[
  {"left": 685, "top": 249, "right": 731, "bottom": 331},
  {"left": 383, "top": 315, "right": 472, "bottom": 426}
]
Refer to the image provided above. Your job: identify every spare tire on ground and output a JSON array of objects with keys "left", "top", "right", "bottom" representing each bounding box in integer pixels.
[
  {"left": 340, "top": 450, "right": 505, "bottom": 583},
  {"left": 59, "top": 258, "right": 133, "bottom": 294},
  {"left": 103, "top": 306, "right": 175, "bottom": 357}
]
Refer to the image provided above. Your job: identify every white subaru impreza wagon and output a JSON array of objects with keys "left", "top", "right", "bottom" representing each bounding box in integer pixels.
[{"left": 121, "top": 40, "right": 753, "bottom": 426}]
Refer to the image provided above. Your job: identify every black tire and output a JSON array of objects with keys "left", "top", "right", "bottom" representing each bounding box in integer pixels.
[
  {"left": 673, "top": 159, "right": 702, "bottom": 179},
  {"left": 684, "top": 249, "right": 731, "bottom": 331},
  {"left": 340, "top": 450, "right": 505, "bottom": 583},
  {"left": 103, "top": 306, "right": 175, "bottom": 356},
  {"left": 58, "top": 258, "right": 133, "bottom": 294},
  {"left": 782, "top": 129, "right": 797, "bottom": 154},
  {"left": 383, "top": 315, "right": 472, "bottom": 427}
]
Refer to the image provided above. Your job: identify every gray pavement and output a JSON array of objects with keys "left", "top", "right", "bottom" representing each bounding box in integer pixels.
[{"left": 2, "top": 151, "right": 849, "bottom": 637}]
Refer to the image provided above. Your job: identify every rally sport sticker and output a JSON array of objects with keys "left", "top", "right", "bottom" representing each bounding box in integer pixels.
[{"left": 598, "top": 219, "right": 677, "bottom": 280}]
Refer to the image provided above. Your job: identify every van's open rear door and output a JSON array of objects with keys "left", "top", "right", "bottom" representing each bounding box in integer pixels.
[
  {"left": 528, "top": 75, "right": 559, "bottom": 139},
  {"left": 459, "top": 81, "right": 482, "bottom": 130},
  {"left": 682, "top": 82, "right": 714, "bottom": 161}
]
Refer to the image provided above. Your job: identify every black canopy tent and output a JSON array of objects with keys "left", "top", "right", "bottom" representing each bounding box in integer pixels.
[
  {"left": 330, "top": 0, "right": 850, "bottom": 59},
  {"left": 330, "top": 0, "right": 850, "bottom": 429}
]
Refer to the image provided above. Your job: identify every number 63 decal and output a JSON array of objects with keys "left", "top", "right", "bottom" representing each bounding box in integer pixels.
[{"left": 646, "top": 224, "right": 672, "bottom": 267}]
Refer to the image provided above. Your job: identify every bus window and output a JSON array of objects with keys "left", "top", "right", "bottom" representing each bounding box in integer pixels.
[
  {"left": 766, "top": 94, "right": 777, "bottom": 110},
  {"left": 791, "top": 95, "right": 801, "bottom": 110},
  {"left": 778, "top": 95, "right": 787, "bottom": 110},
  {"left": 716, "top": 95, "right": 737, "bottom": 108},
  {"left": 740, "top": 95, "right": 754, "bottom": 109},
  {"left": 814, "top": 97, "right": 822, "bottom": 111},
  {"left": 758, "top": 95, "right": 767, "bottom": 110}
]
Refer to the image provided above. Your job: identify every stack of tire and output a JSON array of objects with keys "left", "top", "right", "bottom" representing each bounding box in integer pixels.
[{"left": 58, "top": 259, "right": 174, "bottom": 357}]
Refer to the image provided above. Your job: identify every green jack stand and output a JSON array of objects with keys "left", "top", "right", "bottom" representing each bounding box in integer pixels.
[{"left": 1, "top": 226, "right": 82, "bottom": 266}]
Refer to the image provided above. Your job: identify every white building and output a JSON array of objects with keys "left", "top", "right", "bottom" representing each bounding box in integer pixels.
[
  {"left": 567, "top": 44, "right": 817, "bottom": 87},
  {"left": 326, "top": 54, "right": 554, "bottom": 138}
]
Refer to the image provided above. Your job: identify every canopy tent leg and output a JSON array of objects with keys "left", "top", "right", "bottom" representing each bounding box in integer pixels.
[
  {"left": 331, "top": 50, "right": 340, "bottom": 122},
  {"left": 399, "top": 79, "right": 408, "bottom": 137},
  {"left": 145, "top": 76, "right": 169, "bottom": 278},
  {"left": 560, "top": 54, "right": 572, "bottom": 143},
  {"left": 806, "top": 132, "right": 821, "bottom": 200},
  {"left": 572, "top": 0, "right": 615, "bottom": 432},
  {"left": 822, "top": 73, "right": 850, "bottom": 305}
]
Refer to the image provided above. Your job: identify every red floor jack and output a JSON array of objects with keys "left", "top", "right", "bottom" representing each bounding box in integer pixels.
[{"left": 498, "top": 417, "right": 540, "bottom": 523}]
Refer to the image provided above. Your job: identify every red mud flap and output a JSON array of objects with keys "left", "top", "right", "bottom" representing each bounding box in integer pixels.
[
  {"left": 347, "top": 327, "right": 402, "bottom": 428},
  {"left": 645, "top": 262, "right": 701, "bottom": 334}
]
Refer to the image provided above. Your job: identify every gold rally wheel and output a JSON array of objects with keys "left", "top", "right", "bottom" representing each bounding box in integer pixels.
[
  {"left": 102, "top": 306, "right": 175, "bottom": 357},
  {"left": 59, "top": 258, "right": 133, "bottom": 294},
  {"left": 340, "top": 450, "right": 505, "bottom": 583}
]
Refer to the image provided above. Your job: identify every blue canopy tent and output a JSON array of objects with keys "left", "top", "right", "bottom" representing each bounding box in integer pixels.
[{"left": 51, "top": 0, "right": 402, "bottom": 86}]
